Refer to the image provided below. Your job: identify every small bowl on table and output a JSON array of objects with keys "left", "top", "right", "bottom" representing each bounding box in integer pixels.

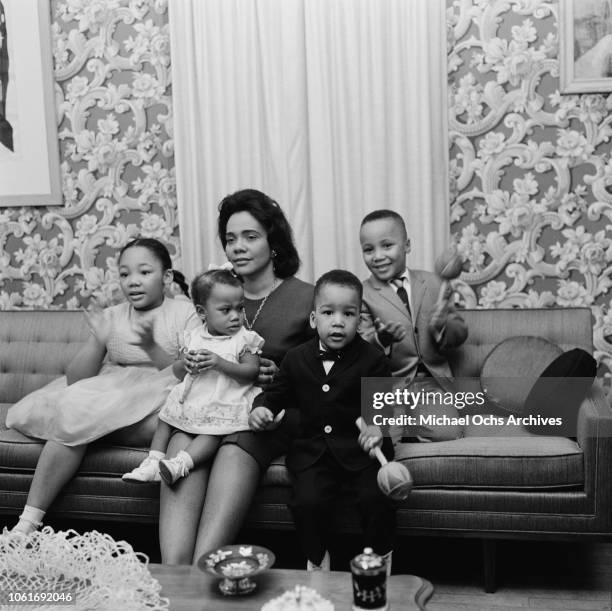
[{"left": 197, "top": 544, "right": 275, "bottom": 596}]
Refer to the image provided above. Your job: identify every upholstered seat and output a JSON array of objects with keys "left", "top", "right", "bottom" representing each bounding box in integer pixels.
[
  {"left": 1, "top": 307, "right": 612, "bottom": 593},
  {"left": 394, "top": 436, "right": 583, "bottom": 490}
]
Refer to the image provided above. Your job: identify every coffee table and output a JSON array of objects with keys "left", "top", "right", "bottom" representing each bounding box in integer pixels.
[{"left": 149, "top": 564, "right": 433, "bottom": 610}]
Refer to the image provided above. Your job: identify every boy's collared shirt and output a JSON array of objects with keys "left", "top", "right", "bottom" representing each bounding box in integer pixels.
[
  {"left": 318, "top": 341, "right": 335, "bottom": 375},
  {"left": 387, "top": 267, "right": 445, "bottom": 344}
]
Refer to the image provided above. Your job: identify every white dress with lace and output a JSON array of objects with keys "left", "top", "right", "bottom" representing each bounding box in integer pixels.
[{"left": 159, "top": 325, "right": 264, "bottom": 435}]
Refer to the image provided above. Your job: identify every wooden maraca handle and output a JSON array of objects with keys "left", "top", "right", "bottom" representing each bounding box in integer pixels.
[
  {"left": 437, "top": 280, "right": 452, "bottom": 307},
  {"left": 355, "top": 417, "right": 388, "bottom": 466},
  {"left": 179, "top": 373, "right": 195, "bottom": 404}
]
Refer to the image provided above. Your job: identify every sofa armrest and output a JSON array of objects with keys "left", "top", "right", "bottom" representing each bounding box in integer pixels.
[
  {"left": 577, "top": 382, "right": 612, "bottom": 447},
  {"left": 576, "top": 382, "right": 612, "bottom": 521}
]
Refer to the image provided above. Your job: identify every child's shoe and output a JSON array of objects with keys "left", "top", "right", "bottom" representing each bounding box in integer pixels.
[
  {"left": 158, "top": 454, "right": 191, "bottom": 486},
  {"left": 122, "top": 456, "right": 161, "bottom": 482},
  {"left": 11, "top": 505, "right": 45, "bottom": 535}
]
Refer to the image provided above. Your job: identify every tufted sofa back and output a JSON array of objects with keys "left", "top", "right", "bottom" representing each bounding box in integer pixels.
[
  {"left": 447, "top": 307, "right": 593, "bottom": 378},
  {"left": 0, "top": 307, "right": 594, "bottom": 405},
  {"left": 0, "top": 311, "right": 89, "bottom": 404}
]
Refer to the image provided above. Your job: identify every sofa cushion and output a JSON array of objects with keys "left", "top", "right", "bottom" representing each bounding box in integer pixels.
[
  {"left": 447, "top": 308, "right": 593, "bottom": 379},
  {"left": 0, "top": 404, "right": 11, "bottom": 432},
  {"left": 480, "top": 336, "right": 562, "bottom": 414},
  {"left": 394, "top": 435, "right": 583, "bottom": 489},
  {"left": 0, "top": 311, "right": 88, "bottom": 404},
  {"left": 0, "top": 427, "right": 152, "bottom": 477},
  {"left": 524, "top": 348, "right": 597, "bottom": 436},
  {"left": 0, "top": 403, "right": 151, "bottom": 477},
  {"left": 1, "top": 403, "right": 582, "bottom": 492}
]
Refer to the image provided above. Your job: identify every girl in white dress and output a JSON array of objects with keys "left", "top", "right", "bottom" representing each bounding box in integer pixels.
[
  {"left": 8, "top": 238, "right": 198, "bottom": 534},
  {"left": 123, "top": 269, "right": 264, "bottom": 485}
]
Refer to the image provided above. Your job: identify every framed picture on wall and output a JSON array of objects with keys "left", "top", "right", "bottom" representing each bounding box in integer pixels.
[
  {"left": 560, "top": 0, "right": 612, "bottom": 94},
  {"left": 0, "top": 0, "right": 61, "bottom": 207}
]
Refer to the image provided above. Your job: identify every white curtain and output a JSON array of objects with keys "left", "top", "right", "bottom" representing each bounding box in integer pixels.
[{"left": 169, "top": 0, "right": 448, "bottom": 283}]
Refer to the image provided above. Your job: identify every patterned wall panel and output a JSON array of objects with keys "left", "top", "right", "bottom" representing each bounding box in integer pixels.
[
  {"left": 0, "top": 0, "right": 174, "bottom": 309},
  {"left": 3, "top": 0, "right": 611, "bottom": 383},
  {"left": 447, "top": 0, "right": 612, "bottom": 381}
]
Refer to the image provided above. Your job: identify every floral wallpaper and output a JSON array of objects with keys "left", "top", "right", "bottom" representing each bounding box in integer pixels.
[
  {"left": 447, "top": 0, "right": 612, "bottom": 382},
  {"left": 3, "top": 0, "right": 612, "bottom": 382},
  {"left": 0, "top": 0, "right": 174, "bottom": 309}
]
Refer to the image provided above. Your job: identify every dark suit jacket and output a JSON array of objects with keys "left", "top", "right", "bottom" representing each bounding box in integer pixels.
[
  {"left": 255, "top": 335, "right": 393, "bottom": 472},
  {"left": 359, "top": 269, "right": 467, "bottom": 385}
]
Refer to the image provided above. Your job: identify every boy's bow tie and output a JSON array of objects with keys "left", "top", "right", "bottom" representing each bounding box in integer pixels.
[{"left": 317, "top": 349, "right": 342, "bottom": 361}]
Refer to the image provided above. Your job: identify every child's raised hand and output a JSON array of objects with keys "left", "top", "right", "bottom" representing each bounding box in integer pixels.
[
  {"left": 374, "top": 318, "right": 406, "bottom": 347},
  {"left": 356, "top": 418, "right": 383, "bottom": 458},
  {"left": 128, "top": 315, "right": 155, "bottom": 349},
  {"left": 182, "top": 349, "right": 199, "bottom": 374},
  {"left": 198, "top": 350, "right": 220, "bottom": 371},
  {"left": 249, "top": 407, "right": 285, "bottom": 432},
  {"left": 429, "top": 286, "right": 453, "bottom": 334},
  {"left": 84, "top": 305, "right": 112, "bottom": 346}
]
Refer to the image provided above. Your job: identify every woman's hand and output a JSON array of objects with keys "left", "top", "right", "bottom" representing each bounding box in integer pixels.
[
  {"left": 84, "top": 306, "right": 112, "bottom": 346},
  {"left": 249, "top": 407, "right": 285, "bottom": 432},
  {"left": 257, "top": 357, "right": 279, "bottom": 387}
]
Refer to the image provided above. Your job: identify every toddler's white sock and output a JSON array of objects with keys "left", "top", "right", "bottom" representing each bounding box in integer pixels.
[
  {"left": 13, "top": 505, "right": 45, "bottom": 535},
  {"left": 149, "top": 450, "right": 165, "bottom": 460}
]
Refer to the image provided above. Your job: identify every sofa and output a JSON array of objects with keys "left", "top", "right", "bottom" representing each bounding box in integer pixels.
[{"left": 1, "top": 307, "right": 611, "bottom": 591}]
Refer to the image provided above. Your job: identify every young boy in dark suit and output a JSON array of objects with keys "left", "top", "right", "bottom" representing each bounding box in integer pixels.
[{"left": 249, "top": 269, "right": 396, "bottom": 571}]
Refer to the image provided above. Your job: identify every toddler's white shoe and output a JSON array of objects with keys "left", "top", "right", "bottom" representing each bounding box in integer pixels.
[
  {"left": 11, "top": 519, "right": 41, "bottom": 536},
  {"left": 159, "top": 455, "right": 190, "bottom": 485},
  {"left": 122, "top": 457, "right": 161, "bottom": 482}
]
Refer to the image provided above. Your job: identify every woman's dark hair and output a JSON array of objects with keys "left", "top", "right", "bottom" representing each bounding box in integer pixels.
[
  {"left": 191, "top": 269, "right": 242, "bottom": 307},
  {"left": 171, "top": 270, "right": 190, "bottom": 298},
  {"left": 217, "top": 189, "right": 300, "bottom": 278},
  {"left": 119, "top": 238, "right": 172, "bottom": 271}
]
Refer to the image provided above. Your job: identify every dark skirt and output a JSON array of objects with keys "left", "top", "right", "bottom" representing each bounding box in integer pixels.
[{"left": 221, "top": 408, "right": 299, "bottom": 472}]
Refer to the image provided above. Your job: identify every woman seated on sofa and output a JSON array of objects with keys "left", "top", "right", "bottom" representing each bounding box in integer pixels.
[{"left": 159, "top": 188, "right": 314, "bottom": 564}]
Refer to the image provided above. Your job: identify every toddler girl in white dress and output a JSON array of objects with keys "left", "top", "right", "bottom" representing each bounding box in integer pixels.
[{"left": 123, "top": 269, "right": 264, "bottom": 485}]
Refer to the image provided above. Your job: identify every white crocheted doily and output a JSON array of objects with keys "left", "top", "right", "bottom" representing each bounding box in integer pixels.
[{"left": 0, "top": 527, "right": 169, "bottom": 610}]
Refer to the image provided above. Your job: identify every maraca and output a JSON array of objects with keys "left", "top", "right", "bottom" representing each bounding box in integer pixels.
[
  {"left": 434, "top": 243, "right": 463, "bottom": 305},
  {"left": 355, "top": 418, "right": 413, "bottom": 501}
]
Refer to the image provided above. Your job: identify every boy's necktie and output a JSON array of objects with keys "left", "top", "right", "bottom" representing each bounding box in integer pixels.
[{"left": 392, "top": 277, "right": 411, "bottom": 318}]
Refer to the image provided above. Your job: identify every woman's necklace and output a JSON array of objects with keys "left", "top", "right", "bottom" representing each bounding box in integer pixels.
[{"left": 244, "top": 278, "right": 279, "bottom": 330}]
